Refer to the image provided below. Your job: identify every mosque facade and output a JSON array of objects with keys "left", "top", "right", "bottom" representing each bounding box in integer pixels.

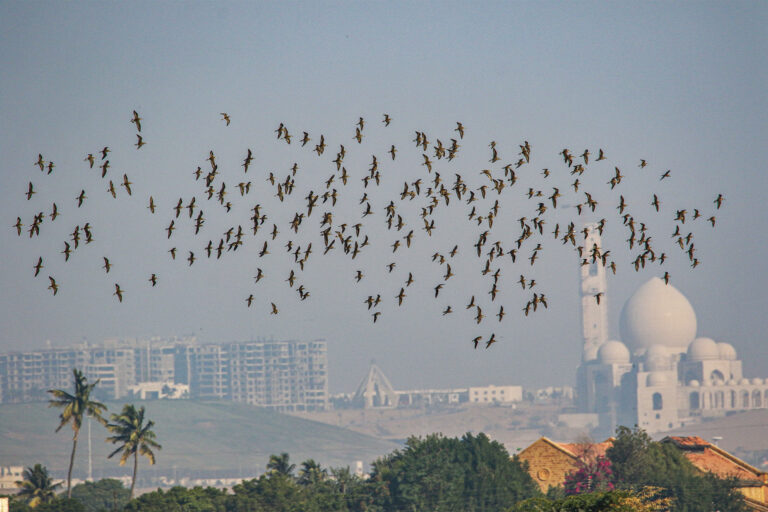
[{"left": 576, "top": 231, "right": 768, "bottom": 434}]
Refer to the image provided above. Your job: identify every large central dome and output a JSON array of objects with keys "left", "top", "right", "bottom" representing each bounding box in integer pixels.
[{"left": 619, "top": 277, "right": 697, "bottom": 354}]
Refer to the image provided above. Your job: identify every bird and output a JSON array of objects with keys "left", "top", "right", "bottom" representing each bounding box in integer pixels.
[
  {"left": 383, "top": 114, "right": 391, "bottom": 126},
  {"left": 455, "top": 122, "right": 464, "bottom": 139},
  {"left": 122, "top": 174, "right": 132, "bottom": 195},
  {"left": 135, "top": 134, "right": 145, "bottom": 149},
  {"left": 221, "top": 113, "right": 231, "bottom": 125},
  {"left": 714, "top": 194, "right": 725, "bottom": 209},
  {"left": 270, "top": 302, "right": 278, "bottom": 315},
  {"left": 76, "top": 190, "right": 86, "bottom": 207},
  {"left": 14, "top": 217, "right": 23, "bottom": 236},
  {"left": 148, "top": 196, "right": 156, "bottom": 213},
  {"left": 131, "top": 110, "right": 142, "bottom": 131},
  {"left": 103, "top": 257, "right": 112, "bottom": 273},
  {"left": 84, "top": 154, "right": 95, "bottom": 168},
  {"left": 48, "top": 276, "right": 58, "bottom": 295},
  {"left": 246, "top": 294, "right": 254, "bottom": 307},
  {"left": 61, "top": 242, "right": 72, "bottom": 261},
  {"left": 33, "top": 257, "right": 43, "bottom": 277},
  {"left": 372, "top": 311, "right": 381, "bottom": 323},
  {"left": 594, "top": 292, "right": 604, "bottom": 305},
  {"left": 114, "top": 284, "right": 124, "bottom": 302},
  {"left": 485, "top": 333, "right": 497, "bottom": 349},
  {"left": 26, "top": 182, "right": 35, "bottom": 200},
  {"left": 35, "top": 154, "right": 45, "bottom": 171},
  {"left": 149, "top": 274, "right": 158, "bottom": 287}
]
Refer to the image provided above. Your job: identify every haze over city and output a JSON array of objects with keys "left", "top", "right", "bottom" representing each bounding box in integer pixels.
[{"left": 1, "top": 1, "right": 767, "bottom": 396}]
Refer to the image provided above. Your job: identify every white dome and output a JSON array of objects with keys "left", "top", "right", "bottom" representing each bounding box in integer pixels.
[
  {"left": 688, "top": 338, "right": 720, "bottom": 361},
  {"left": 718, "top": 342, "right": 737, "bottom": 361},
  {"left": 688, "top": 379, "right": 700, "bottom": 387},
  {"left": 753, "top": 378, "right": 764, "bottom": 386},
  {"left": 645, "top": 344, "right": 670, "bottom": 371},
  {"left": 740, "top": 378, "right": 751, "bottom": 385},
  {"left": 647, "top": 372, "right": 668, "bottom": 387},
  {"left": 599, "top": 340, "right": 630, "bottom": 364},
  {"left": 619, "top": 278, "right": 697, "bottom": 354}
]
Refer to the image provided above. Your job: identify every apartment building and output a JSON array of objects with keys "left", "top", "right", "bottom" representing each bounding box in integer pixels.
[{"left": 0, "top": 338, "right": 328, "bottom": 411}]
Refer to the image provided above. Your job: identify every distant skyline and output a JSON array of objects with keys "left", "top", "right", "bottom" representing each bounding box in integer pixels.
[{"left": 1, "top": 2, "right": 767, "bottom": 394}]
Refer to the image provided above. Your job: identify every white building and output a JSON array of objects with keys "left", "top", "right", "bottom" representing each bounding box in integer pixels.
[
  {"left": 577, "top": 276, "right": 768, "bottom": 434},
  {"left": 468, "top": 385, "right": 523, "bottom": 404}
]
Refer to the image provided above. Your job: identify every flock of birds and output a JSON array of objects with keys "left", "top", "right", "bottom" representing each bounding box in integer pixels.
[{"left": 14, "top": 112, "right": 725, "bottom": 349}]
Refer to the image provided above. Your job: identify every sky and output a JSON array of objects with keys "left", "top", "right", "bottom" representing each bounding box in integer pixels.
[{"left": 1, "top": 1, "right": 767, "bottom": 394}]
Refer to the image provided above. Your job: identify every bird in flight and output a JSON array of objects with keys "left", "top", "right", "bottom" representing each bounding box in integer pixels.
[
  {"left": 131, "top": 110, "right": 142, "bottom": 132},
  {"left": 221, "top": 113, "right": 231, "bottom": 125},
  {"left": 114, "top": 283, "right": 124, "bottom": 302},
  {"left": 48, "top": 276, "right": 58, "bottom": 295}
]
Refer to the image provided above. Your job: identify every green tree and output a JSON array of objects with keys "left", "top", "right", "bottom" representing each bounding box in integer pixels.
[
  {"left": 606, "top": 425, "right": 747, "bottom": 512},
  {"left": 297, "top": 459, "right": 327, "bottom": 486},
  {"left": 123, "top": 486, "right": 227, "bottom": 512},
  {"left": 105, "top": 404, "right": 162, "bottom": 499},
  {"left": 370, "top": 432, "right": 539, "bottom": 512},
  {"left": 14, "top": 464, "right": 62, "bottom": 507},
  {"left": 48, "top": 368, "right": 108, "bottom": 498},
  {"left": 70, "top": 478, "right": 130, "bottom": 512},
  {"left": 266, "top": 453, "right": 295, "bottom": 477}
]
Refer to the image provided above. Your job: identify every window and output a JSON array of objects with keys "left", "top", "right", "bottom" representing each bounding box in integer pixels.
[{"left": 652, "top": 392, "right": 663, "bottom": 411}]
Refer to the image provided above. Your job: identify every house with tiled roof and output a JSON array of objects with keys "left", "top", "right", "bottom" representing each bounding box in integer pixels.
[
  {"left": 517, "top": 437, "right": 614, "bottom": 492},
  {"left": 519, "top": 435, "right": 768, "bottom": 511},
  {"left": 662, "top": 436, "right": 768, "bottom": 512}
]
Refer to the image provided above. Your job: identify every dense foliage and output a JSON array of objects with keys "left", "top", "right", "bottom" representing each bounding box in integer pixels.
[
  {"left": 370, "top": 432, "right": 540, "bottom": 512},
  {"left": 513, "top": 487, "right": 671, "bottom": 512},
  {"left": 70, "top": 479, "right": 131, "bottom": 512},
  {"left": 605, "top": 426, "right": 747, "bottom": 512}
]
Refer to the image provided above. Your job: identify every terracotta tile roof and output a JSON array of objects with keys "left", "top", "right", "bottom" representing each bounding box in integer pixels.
[
  {"left": 558, "top": 439, "right": 614, "bottom": 459},
  {"left": 663, "top": 436, "right": 765, "bottom": 485}
]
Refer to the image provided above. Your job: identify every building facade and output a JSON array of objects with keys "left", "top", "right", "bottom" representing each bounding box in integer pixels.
[
  {"left": 0, "top": 338, "right": 328, "bottom": 411},
  {"left": 575, "top": 230, "right": 768, "bottom": 434}
]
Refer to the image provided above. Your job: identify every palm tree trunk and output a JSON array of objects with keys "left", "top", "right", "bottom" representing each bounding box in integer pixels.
[
  {"left": 130, "top": 450, "right": 138, "bottom": 499},
  {"left": 67, "top": 431, "right": 79, "bottom": 498}
]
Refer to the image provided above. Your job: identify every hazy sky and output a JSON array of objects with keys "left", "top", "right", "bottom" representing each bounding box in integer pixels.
[{"left": 1, "top": 1, "right": 767, "bottom": 394}]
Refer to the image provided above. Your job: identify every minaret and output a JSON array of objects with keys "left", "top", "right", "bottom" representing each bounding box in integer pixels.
[{"left": 580, "top": 223, "right": 608, "bottom": 360}]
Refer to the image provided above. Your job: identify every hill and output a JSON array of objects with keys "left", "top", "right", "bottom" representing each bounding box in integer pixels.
[{"left": 0, "top": 400, "right": 399, "bottom": 479}]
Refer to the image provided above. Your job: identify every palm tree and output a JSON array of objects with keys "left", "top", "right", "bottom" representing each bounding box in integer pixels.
[
  {"left": 106, "top": 404, "right": 161, "bottom": 499},
  {"left": 15, "top": 463, "right": 61, "bottom": 507},
  {"left": 48, "top": 368, "right": 108, "bottom": 498},
  {"left": 266, "top": 452, "right": 295, "bottom": 477},
  {"left": 297, "top": 459, "right": 327, "bottom": 486}
]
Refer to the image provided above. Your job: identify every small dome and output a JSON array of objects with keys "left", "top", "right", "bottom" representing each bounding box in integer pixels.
[
  {"left": 647, "top": 372, "right": 668, "bottom": 387},
  {"left": 688, "top": 380, "right": 700, "bottom": 387},
  {"left": 740, "top": 378, "right": 751, "bottom": 385},
  {"left": 688, "top": 338, "right": 720, "bottom": 362},
  {"left": 645, "top": 344, "right": 670, "bottom": 371},
  {"left": 753, "top": 378, "right": 764, "bottom": 386},
  {"left": 718, "top": 342, "right": 737, "bottom": 361},
  {"left": 728, "top": 379, "right": 738, "bottom": 385},
  {"left": 619, "top": 278, "right": 697, "bottom": 354},
  {"left": 599, "top": 340, "right": 630, "bottom": 364}
]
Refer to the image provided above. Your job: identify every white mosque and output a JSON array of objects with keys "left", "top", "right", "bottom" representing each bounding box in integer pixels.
[{"left": 575, "top": 227, "right": 768, "bottom": 434}]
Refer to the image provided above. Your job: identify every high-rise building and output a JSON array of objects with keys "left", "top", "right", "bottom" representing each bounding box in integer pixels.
[{"left": 0, "top": 338, "right": 328, "bottom": 411}]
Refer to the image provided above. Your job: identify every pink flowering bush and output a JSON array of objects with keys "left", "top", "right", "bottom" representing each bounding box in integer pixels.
[{"left": 564, "top": 456, "right": 614, "bottom": 495}]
